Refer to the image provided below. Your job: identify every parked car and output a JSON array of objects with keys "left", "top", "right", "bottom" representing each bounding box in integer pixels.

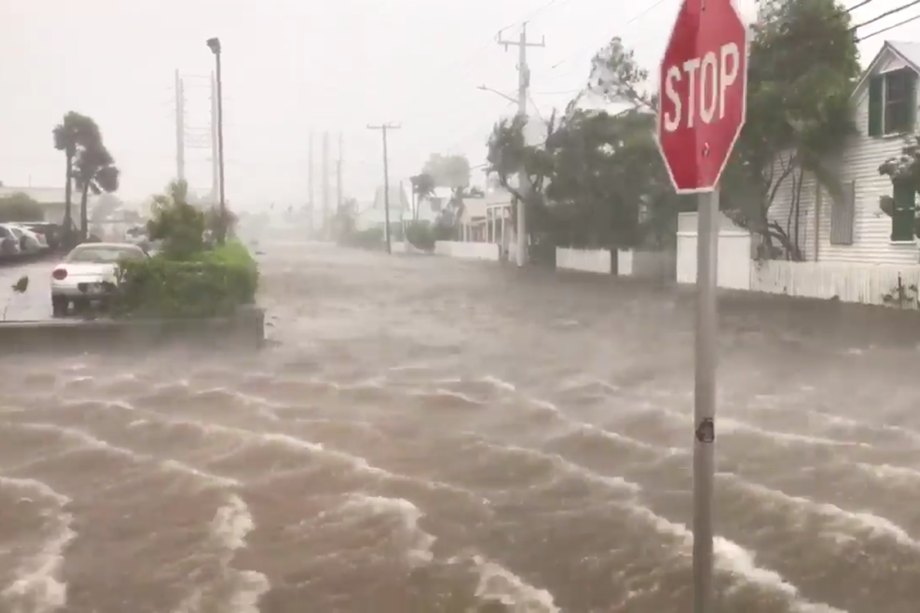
[
  {"left": 50, "top": 242, "right": 148, "bottom": 317},
  {"left": 0, "top": 225, "right": 21, "bottom": 260},
  {"left": 5, "top": 224, "right": 48, "bottom": 253},
  {"left": 21, "top": 222, "right": 63, "bottom": 250}
]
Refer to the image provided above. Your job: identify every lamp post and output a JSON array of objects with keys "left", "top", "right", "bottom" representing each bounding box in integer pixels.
[{"left": 206, "top": 37, "right": 226, "bottom": 244}]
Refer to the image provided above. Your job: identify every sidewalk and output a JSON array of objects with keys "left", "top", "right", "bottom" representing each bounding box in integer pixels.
[{"left": 0, "top": 260, "right": 54, "bottom": 321}]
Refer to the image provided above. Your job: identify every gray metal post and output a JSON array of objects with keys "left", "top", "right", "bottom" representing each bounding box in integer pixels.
[{"left": 694, "top": 188, "right": 718, "bottom": 613}]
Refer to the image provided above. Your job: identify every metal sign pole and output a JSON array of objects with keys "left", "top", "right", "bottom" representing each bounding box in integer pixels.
[{"left": 693, "top": 187, "right": 718, "bottom": 613}]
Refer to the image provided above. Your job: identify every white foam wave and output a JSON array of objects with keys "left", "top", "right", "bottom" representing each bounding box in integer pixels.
[
  {"left": 0, "top": 477, "right": 75, "bottom": 613},
  {"left": 623, "top": 502, "right": 846, "bottom": 612},
  {"left": 720, "top": 473, "right": 920, "bottom": 550},
  {"left": 469, "top": 555, "right": 559, "bottom": 613},
  {"left": 212, "top": 494, "right": 271, "bottom": 612},
  {"left": 343, "top": 494, "right": 436, "bottom": 564}
]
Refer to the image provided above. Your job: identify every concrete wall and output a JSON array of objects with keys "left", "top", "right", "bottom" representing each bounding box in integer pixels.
[
  {"left": 677, "top": 212, "right": 753, "bottom": 290},
  {"left": 434, "top": 241, "right": 500, "bottom": 261},
  {"left": 555, "top": 248, "right": 612, "bottom": 274},
  {"left": 0, "top": 306, "right": 265, "bottom": 353}
]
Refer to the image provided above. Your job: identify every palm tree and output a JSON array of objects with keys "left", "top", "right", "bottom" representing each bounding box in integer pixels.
[
  {"left": 409, "top": 173, "right": 435, "bottom": 220},
  {"left": 52, "top": 112, "right": 101, "bottom": 243},
  {"left": 73, "top": 143, "right": 119, "bottom": 241}
]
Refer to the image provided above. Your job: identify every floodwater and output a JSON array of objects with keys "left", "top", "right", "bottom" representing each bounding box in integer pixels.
[{"left": 0, "top": 240, "right": 918, "bottom": 613}]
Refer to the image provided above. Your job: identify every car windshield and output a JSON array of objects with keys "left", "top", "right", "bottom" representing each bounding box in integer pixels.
[
  {"left": 6, "top": 227, "right": 23, "bottom": 238},
  {"left": 66, "top": 246, "right": 145, "bottom": 263}
]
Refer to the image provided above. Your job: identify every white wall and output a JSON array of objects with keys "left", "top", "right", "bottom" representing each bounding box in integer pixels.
[
  {"left": 751, "top": 260, "right": 920, "bottom": 305},
  {"left": 618, "top": 249, "right": 676, "bottom": 279},
  {"left": 677, "top": 212, "right": 753, "bottom": 290},
  {"left": 556, "top": 248, "right": 612, "bottom": 274},
  {"left": 434, "top": 240, "right": 500, "bottom": 260}
]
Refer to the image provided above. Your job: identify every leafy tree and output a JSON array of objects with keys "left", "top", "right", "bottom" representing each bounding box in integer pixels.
[
  {"left": 485, "top": 36, "right": 677, "bottom": 250},
  {"left": 0, "top": 192, "right": 44, "bottom": 222},
  {"left": 147, "top": 180, "right": 206, "bottom": 258},
  {"left": 585, "top": 37, "right": 655, "bottom": 113},
  {"left": 74, "top": 142, "right": 119, "bottom": 240},
  {"left": 721, "top": 0, "right": 859, "bottom": 260},
  {"left": 422, "top": 153, "right": 471, "bottom": 188},
  {"left": 409, "top": 172, "right": 436, "bottom": 220},
  {"left": 52, "top": 112, "right": 101, "bottom": 240}
]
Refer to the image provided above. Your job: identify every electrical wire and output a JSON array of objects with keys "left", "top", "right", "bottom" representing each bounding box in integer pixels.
[
  {"left": 857, "top": 11, "right": 920, "bottom": 40},
  {"left": 847, "top": 0, "right": 879, "bottom": 12},
  {"left": 851, "top": 0, "right": 920, "bottom": 30},
  {"left": 548, "top": 0, "right": 673, "bottom": 75}
]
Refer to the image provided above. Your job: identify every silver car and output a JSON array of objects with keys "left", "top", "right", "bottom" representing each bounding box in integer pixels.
[{"left": 50, "top": 242, "right": 148, "bottom": 317}]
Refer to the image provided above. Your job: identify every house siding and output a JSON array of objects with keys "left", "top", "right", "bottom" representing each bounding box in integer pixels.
[{"left": 768, "top": 47, "right": 919, "bottom": 266}]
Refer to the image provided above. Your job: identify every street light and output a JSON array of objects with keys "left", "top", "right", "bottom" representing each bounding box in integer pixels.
[
  {"left": 206, "top": 37, "right": 226, "bottom": 244},
  {"left": 476, "top": 85, "right": 518, "bottom": 106}
]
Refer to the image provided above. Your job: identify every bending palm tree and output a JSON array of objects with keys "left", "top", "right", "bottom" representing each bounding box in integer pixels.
[
  {"left": 52, "top": 112, "right": 101, "bottom": 244},
  {"left": 74, "top": 143, "right": 119, "bottom": 241}
]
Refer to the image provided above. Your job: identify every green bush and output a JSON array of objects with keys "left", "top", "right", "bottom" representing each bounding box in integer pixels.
[
  {"left": 113, "top": 240, "right": 258, "bottom": 319},
  {"left": 405, "top": 220, "right": 435, "bottom": 251}
]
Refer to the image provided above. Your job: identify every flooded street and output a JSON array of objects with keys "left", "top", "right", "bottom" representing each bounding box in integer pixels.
[{"left": 1, "top": 241, "right": 919, "bottom": 612}]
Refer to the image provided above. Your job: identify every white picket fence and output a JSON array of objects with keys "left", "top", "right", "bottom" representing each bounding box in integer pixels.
[
  {"left": 555, "top": 247, "right": 675, "bottom": 278},
  {"left": 433, "top": 241, "right": 500, "bottom": 261},
  {"left": 751, "top": 261, "right": 920, "bottom": 306}
]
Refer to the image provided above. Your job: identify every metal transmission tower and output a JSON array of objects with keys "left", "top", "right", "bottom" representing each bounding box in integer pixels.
[
  {"left": 174, "top": 70, "right": 185, "bottom": 181},
  {"left": 336, "top": 133, "right": 343, "bottom": 210},
  {"left": 496, "top": 24, "right": 544, "bottom": 267},
  {"left": 322, "top": 132, "right": 330, "bottom": 235},
  {"left": 308, "top": 132, "right": 315, "bottom": 233},
  {"left": 173, "top": 71, "right": 218, "bottom": 200}
]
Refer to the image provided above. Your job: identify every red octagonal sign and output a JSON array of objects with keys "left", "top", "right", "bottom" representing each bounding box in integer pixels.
[{"left": 657, "top": 0, "right": 748, "bottom": 193}]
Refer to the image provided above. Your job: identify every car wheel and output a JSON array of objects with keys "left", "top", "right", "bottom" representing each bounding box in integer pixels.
[{"left": 51, "top": 295, "right": 68, "bottom": 318}]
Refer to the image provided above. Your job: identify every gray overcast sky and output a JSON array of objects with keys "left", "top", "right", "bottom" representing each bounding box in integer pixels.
[{"left": 0, "top": 0, "right": 912, "bottom": 208}]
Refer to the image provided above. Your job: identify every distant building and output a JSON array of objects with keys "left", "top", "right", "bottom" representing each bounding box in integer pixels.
[{"left": 355, "top": 185, "right": 411, "bottom": 232}]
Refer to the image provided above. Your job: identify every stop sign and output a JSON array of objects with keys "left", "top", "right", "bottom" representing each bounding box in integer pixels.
[{"left": 657, "top": 0, "right": 748, "bottom": 193}]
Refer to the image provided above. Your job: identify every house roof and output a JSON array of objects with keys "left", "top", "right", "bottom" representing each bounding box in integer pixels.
[
  {"left": 371, "top": 185, "right": 409, "bottom": 212},
  {"left": 853, "top": 40, "right": 920, "bottom": 98}
]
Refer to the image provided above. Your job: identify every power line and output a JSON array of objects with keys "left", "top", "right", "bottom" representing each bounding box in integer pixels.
[
  {"left": 847, "top": 0, "right": 879, "bottom": 12},
  {"left": 851, "top": 0, "right": 920, "bottom": 30},
  {"left": 858, "top": 11, "right": 920, "bottom": 40},
  {"left": 549, "top": 0, "right": 673, "bottom": 73}
]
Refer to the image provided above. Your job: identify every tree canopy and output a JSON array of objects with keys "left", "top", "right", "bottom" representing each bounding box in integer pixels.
[
  {"left": 53, "top": 111, "right": 120, "bottom": 241},
  {"left": 721, "top": 0, "right": 859, "bottom": 259},
  {"left": 482, "top": 0, "right": 859, "bottom": 256},
  {"left": 0, "top": 192, "right": 44, "bottom": 223},
  {"left": 422, "top": 153, "right": 471, "bottom": 188}
]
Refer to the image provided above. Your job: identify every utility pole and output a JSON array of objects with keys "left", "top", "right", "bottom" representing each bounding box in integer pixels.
[
  {"left": 209, "top": 71, "right": 220, "bottom": 205},
  {"left": 174, "top": 70, "right": 186, "bottom": 181},
  {"left": 322, "top": 131, "right": 330, "bottom": 237},
  {"left": 496, "top": 23, "right": 544, "bottom": 267},
  {"left": 367, "top": 123, "right": 400, "bottom": 254},
  {"left": 336, "top": 132, "right": 343, "bottom": 209},
  {"left": 308, "top": 132, "right": 314, "bottom": 234}
]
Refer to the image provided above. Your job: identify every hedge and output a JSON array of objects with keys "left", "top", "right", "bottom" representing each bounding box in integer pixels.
[{"left": 113, "top": 240, "right": 258, "bottom": 319}]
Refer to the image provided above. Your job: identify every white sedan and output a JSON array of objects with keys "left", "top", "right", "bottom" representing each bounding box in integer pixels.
[{"left": 50, "top": 242, "right": 148, "bottom": 317}]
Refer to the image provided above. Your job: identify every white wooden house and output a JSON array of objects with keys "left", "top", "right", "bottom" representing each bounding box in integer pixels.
[
  {"left": 769, "top": 40, "right": 920, "bottom": 266},
  {"left": 676, "top": 41, "right": 920, "bottom": 304}
]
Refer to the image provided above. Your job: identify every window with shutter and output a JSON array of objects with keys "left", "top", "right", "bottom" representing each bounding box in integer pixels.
[
  {"left": 891, "top": 182, "right": 916, "bottom": 242},
  {"left": 869, "top": 69, "right": 918, "bottom": 137}
]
